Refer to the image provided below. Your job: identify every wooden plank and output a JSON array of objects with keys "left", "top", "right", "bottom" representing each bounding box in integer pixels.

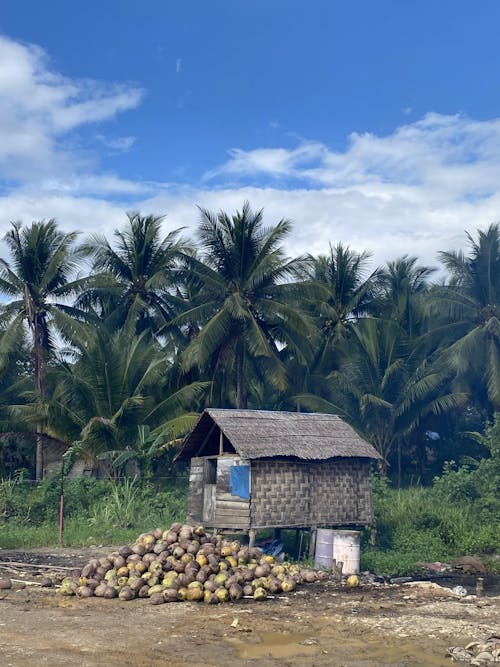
[
  {"left": 203, "top": 484, "right": 216, "bottom": 522},
  {"left": 215, "top": 511, "right": 250, "bottom": 520},
  {"left": 215, "top": 512, "right": 250, "bottom": 526},
  {"left": 213, "top": 521, "right": 250, "bottom": 530},
  {"left": 217, "top": 492, "right": 250, "bottom": 503},
  {"left": 216, "top": 499, "right": 250, "bottom": 510}
]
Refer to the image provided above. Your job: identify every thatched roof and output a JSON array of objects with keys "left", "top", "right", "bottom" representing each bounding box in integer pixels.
[{"left": 177, "top": 409, "right": 381, "bottom": 461}]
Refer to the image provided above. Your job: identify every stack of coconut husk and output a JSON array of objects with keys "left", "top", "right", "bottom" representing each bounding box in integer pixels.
[{"left": 59, "top": 523, "right": 328, "bottom": 605}]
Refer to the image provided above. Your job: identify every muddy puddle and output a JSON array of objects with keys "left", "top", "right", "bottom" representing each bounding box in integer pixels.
[{"left": 227, "top": 629, "right": 453, "bottom": 666}]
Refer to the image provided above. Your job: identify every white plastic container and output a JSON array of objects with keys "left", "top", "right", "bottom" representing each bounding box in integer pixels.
[
  {"left": 332, "top": 530, "right": 360, "bottom": 575},
  {"left": 314, "top": 528, "right": 334, "bottom": 569}
]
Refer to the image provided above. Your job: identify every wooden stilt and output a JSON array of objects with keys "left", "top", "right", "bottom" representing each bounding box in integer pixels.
[
  {"left": 248, "top": 529, "right": 256, "bottom": 548},
  {"left": 308, "top": 525, "right": 317, "bottom": 558}
]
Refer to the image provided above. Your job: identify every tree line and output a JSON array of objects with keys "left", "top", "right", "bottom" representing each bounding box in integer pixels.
[{"left": 0, "top": 203, "right": 498, "bottom": 482}]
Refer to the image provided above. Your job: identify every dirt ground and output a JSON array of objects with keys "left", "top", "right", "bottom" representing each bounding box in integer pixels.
[{"left": 0, "top": 547, "right": 499, "bottom": 666}]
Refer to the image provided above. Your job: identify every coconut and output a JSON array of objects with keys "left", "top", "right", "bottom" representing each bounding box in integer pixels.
[
  {"left": 119, "top": 586, "right": 135, "bottom": 601},
  {"left": 204, "top": 591, "right": 219, "bottom": 604},
  {"left": 177, "top": 573, "right": 194, "bottom": 588},
  {"left": 131, "top": 543, "right": 146, "bottom": 556},
  {"left": 153, "top": 540, "right": 168, "bottom": 555},
  {"left": 179, "top": 524, "right": 193, "bottom": 539},
  {"left": 76, "top": 585, "right": 93, "bottom": 598},
  {"left": 103, "top": 585, "right": 118, "bottom": 599},
  {"left": 187, "top": 540, "right": 200, "bottom": 554},
  {"left": 149, "top": 560, "right": 163, "bottom": 575},
  {"left": 171, "top": 545, "right": 185, "bottom": 560},
  {"left": 203, "top": 580, "right": 216, "bottom": 593},
  {"left": 280, "top": 577, "right": 296, "bottom": 592},
  {"left": 130, "top": 578, "right": 144, "bottom": 594},
  {"left": 242, "top": 584, "right": 253, "bottom": 596},
  {"left": 186, "top": 586, "right": 203, "bottom": 602},
  {"left": 253, "top": 587, "right": 267, "bottom": 601},
  {"left": 267, "top": 577, "right": 282, "bottom": 594},
  {"left": 214, "top": 572, "right": 228, "bottom": 587},
  {"left": 164, "top": 530, "right": 178, "bottom": 545},
  {"left": 80, "top": 563, "right": 95, "bottom": 579},
  {"left": 200, "top": 543, "right": 215, "bottom": 556},
  {"left": 113, "top": 555, "right": 126, "bottom": 570},
  {"left": 180, "top": 590, "right": 191, "bottom": 602},
  {"left": 59, "top": 578, "right": 76, "bottom": 596},
  {"left": 229, "top": 583, "right": 243, "bottom": 601},
  {"left": 196, "top": 554, "right": 208, "bottom": 567},
  {"left": 150, "top": 592, "right": 165, "bottom": 605},
  {"left": 254, "top": 564, "right": 269, "bottom": 578},
  {"left": 162, "top": 588, "right": 179, "bottom": 603},
  {"left": 172, "top": 560, "right": 185, "bottom": 574},
  {"left": 138, "top": 585, "right": 150, "bottom": 598},
  {"left": 94, "top": 583, "right": 108, "bottom": 597},
  {"left": 215, "top": 587, "right": 229, "bottom": 603},
  {"left": 301, "top": 570, "right": 317, "bottom": 583},
  {"left": 118, "top": 545, "right": 133, "bottom": 558},
  {"left": 196, "top": 570, "right": 207, "bottom": 584},
  {"left": 40, "top": 576, "right": 54, "bottom": 588}
]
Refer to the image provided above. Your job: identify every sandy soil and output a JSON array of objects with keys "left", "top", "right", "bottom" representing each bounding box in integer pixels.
[{"left": 0, "top": 548, "right": 499, "bottom": 666}]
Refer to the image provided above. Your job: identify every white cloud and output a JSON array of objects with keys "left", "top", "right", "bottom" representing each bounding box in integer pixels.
[
  {"left": 95, "top": 135, "right": 136, "bottom": 151},
  {"left": 0, "top": 35, "right": 143, "bottom": 180}
]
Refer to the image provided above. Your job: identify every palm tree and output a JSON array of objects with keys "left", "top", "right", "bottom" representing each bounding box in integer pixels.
[
  {"left": 296, "top": 317, "right": 466, "bottom": 475},
  {"left": 0, "top": 220, "right": 87, "bottom": 479},
  {"left": 375, "top": 255, "right": 435, "bottom": 341},
  {"left": 430, "top": 223, "right": 500, "bottom": 412},
  {"left": 81, "top": 212, "right": 190, "bottom": 336},
  {"left": 174, "top": 202, "right": 316, "bottom": 408},
  {"left": 307, "top": 242, "right": 378, "bottom": 374},
  {"left": 47, "top": 326, "right": 207, "bottom": 478}
]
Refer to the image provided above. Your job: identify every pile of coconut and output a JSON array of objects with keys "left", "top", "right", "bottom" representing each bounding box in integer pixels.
[{"left": 59, "top": 523, "right": 328, "bottom": 605}]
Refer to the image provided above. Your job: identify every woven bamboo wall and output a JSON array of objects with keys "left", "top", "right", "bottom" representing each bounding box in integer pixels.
[
  {"left": 309, "top": 459, "right": 372, "bottom": 525},
  {"left": 188, "top": 456, "right": 373, "bottom": 529},
  {"left": 250, "top": 460, "right": 310, "bottom": 527}
]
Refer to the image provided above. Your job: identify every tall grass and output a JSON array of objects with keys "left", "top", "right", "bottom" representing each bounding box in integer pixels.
[
  {"left": 361, "top": 476, "right": 500, "bottom": 575},
  {"left": 0, "top": 475, "right": 188, "bottom": 548}
]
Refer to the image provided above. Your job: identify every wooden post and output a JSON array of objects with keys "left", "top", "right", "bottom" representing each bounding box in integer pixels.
[
  {"left": 308, "top": 525, "right": 317, "bottom": 558},
  {"left": 248, "top": 529, "right": 256, "bottom": 548},
  {"left": 332, "top": 558, "right": 344, "bottom": 582},
  {"left": 273, "top": 527, "right": 281, "bottom": 541},
  {"left": 219, "top": 430, "right": 223, "bottom": 455}
]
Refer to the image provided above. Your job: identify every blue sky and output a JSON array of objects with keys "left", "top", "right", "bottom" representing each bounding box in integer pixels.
[{"left": 1, "top": 1, "right": 500, "bottom": 268}]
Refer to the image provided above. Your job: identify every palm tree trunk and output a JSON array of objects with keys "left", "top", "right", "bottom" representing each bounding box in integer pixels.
[
  {"left": 236, "top": 339, "right": 247, "bottom": 409},
  {"left": 34, "top": 317, "right": 45, "bottom": 481}
]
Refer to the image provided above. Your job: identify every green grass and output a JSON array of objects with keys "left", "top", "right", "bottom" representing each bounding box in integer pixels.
[
  {"left": 361, "top": 475, "right": 500, "bottom": 575},
  {"left": 0, "top": 475, "right": 188, "bottom": 549}
]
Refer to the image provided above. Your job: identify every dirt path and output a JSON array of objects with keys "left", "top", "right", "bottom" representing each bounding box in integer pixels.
[{"left": 0, "top": 548, "right": 498, "bottom": 666}]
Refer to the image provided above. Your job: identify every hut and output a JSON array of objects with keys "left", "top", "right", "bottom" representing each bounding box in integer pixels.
[{"left": 176, "top": 408, "right": 381, "bottom": 552}]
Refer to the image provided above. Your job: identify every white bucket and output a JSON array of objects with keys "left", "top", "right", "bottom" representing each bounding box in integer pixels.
[
  {"left": 332, "top": 530, "right": 360, "bottom": 575},
  {"left": 314, "top": 528, "right": 334, "bottom": 569}
]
